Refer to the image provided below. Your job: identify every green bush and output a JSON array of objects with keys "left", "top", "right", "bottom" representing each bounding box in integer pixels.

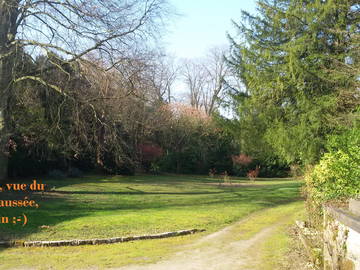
[{"left": 306, "top": 126, "right": 360, "bottom": 204}]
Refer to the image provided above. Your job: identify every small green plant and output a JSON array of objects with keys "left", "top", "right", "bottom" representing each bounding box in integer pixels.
[{"left": 222, "top": 171, "right": 231, "bottom": 185}]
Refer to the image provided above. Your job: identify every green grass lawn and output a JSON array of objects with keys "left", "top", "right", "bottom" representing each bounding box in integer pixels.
[{"left": 0, "top": 174, "right": 304, "bottom": 269}]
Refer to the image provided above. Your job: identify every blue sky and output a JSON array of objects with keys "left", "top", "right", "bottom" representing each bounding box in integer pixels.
[{"left": 164, "top": 0, "right": 257, "bottom": 59}]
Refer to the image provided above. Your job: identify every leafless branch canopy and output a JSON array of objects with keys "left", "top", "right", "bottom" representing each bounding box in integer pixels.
[
  {"left": 5, "top": 0, "right": 170, "bottom": 68},
  {"left": 181, "top": 47, "right": 230, "bottom": 115}
]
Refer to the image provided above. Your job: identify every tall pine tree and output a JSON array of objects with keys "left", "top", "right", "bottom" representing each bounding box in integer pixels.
[{"left": 227, "top": 0, "right": 359, "bottom": 166}]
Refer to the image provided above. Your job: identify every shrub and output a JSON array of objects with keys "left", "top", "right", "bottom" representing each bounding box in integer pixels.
[
  {"left": 247, "top": 166, "right": 260, "bottom": 181},
  {"left": 139, "top": 143, "right": 164, "bottom": 172},
  {"left": 305, "top": 125, "right": 360, "bottom": 228},
  {"left": 140, "top": 144, "right": 164, "bottom": 162},
  {"left": 232, "top": 154, "right": 253, "bottom": 176},
  {"left": 209, "top": 168, "right": 217, "bottom": 178},
  {"left": 306, "top": 126, "right": 360, "bottom": 203},
  {"left": 232, "top": 154, "right": 252, "bottom": 166}
]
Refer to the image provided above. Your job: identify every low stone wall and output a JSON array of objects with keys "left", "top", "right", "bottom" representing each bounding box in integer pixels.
[
  {"left": 0, "top": 228, "right": 205, "bottom": 248},
  {"left": 323, "top": 199, "right": 360, "bottom": 270}
]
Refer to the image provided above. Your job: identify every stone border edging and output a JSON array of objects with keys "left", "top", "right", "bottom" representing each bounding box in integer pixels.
[{"left": 0, "top": 229, "right": 206, "bottom": 248}]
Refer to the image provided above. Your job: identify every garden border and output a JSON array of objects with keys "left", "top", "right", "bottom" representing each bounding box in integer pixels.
[{"left": 0, "top": 228, "right": 206, "bottom": 247}]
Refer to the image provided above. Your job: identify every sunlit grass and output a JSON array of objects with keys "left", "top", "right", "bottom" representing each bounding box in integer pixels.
[
  {"left": 0, "top": 175, "right": 302, "bottom": 241},
  {"left": 0, "top": 174, "right": 303, "bottom": 269}
]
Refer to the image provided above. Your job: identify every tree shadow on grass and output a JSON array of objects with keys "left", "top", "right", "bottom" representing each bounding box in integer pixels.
[
  {"left": 0, "top": 175, "right": 303, "bottom": 253},
  {"left": 32, "top": 174, "right": 296, "bottom": 189},
  {"left": 0, "top": 191, "right": 90, "bottom": 241}
]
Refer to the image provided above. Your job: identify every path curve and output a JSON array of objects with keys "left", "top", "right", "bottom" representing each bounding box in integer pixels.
[{"left": 113, "top": 213, "right": 279, "bottom": 270}]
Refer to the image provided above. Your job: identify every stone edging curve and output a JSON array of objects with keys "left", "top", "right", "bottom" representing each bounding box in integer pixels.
[{"left": 0, "top": 229, "right": 206, "bottom": 248}]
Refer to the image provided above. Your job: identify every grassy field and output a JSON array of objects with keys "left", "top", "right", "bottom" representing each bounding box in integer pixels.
[{"left": 0, "top": 174, "right": 304, "bottom": 269}]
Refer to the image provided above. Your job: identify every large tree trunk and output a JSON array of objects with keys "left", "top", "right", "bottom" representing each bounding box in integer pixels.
[
  {"left": 0, "top": 0, "right": 19, "bottom": 182},
  {"left": 0, "top": 99, "right": 9, "bottom": 182},
  {"left": 96, "top": 112, "right": 106, "bottom": 168},
  {"left": 0, "top": 56, "right": 11, "bottom": 182}
]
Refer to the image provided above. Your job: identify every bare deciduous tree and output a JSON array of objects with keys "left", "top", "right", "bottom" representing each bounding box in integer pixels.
[
  {"left": 202, "top": 47, "right": 229, "bottom": 115},
  {"left": 147, "top": 53, "right": 178, "bottom": 104},
  {"left": 181, "top": 47, "right": 230, "bottom": 115},
  {"left": 182, "top": 59, "right": 206, "bottom": 110},
  {"left": 0, "top": 0, "right": 170, "bottom": 180}
]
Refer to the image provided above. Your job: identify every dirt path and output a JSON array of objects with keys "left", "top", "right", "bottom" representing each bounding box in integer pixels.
[{"left": 113, "top": 212, "right": 283, "bottom": 270}]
